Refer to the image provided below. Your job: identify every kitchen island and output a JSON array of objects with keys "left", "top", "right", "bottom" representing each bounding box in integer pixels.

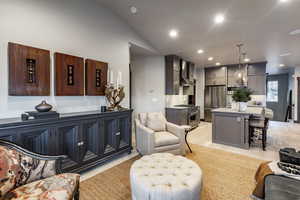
[{"left": 211, "top": 107, "right": 269, "bottom": 149}]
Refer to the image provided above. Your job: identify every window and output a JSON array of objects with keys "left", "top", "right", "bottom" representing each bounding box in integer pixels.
[{"left": 267, "top": 81, "right": 278, "bottom": 102}]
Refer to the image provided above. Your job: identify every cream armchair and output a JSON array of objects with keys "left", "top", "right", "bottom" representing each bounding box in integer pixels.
[{"left": 135, "top": 112, "right": 186, "bottom": 155}]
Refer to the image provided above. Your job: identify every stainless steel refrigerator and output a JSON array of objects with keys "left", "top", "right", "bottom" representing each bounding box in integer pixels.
[{"left": 204, "top": 86, "right": 226, "bottom": 122}]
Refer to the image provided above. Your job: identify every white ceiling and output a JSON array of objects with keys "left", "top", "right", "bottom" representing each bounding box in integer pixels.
[{"left": 98, "top": 0, "right": 300, "bottom": 73}]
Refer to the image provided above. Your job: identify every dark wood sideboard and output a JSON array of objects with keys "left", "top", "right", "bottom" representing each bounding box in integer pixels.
[{"left": 0, "top": 110, "right": 133, "bottom": 173}]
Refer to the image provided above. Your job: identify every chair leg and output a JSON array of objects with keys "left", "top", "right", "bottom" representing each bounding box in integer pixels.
[
  {"left": 74, "top": 183, "right": 80, "bottom": 200},
  {"left": 262, "top": 129, "right": 266, "bottom": 151}
]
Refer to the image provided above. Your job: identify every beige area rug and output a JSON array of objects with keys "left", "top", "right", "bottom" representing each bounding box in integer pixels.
[{"left": 80, "top": 145, "right": 264, "bottom": 200}]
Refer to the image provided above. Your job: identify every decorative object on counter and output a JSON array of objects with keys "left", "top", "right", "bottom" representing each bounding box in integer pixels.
[
  {"left": 232, "top": 87, "right": 252, "bottom": 112},
  {"left": 279, "top": 148, "right": 300, "bottom": 166},
  {"left": 105, "top": 70, "right": 125, "bottom": 111},
  {"left": 101, "top": 106, "right": 107, "bottom": 112},
  {"left": 35, "top": 100, "right": 53, "bottom": 112},
  {"left": 55, "top": 53, "right": 84, "bottom": 96},
  {"left": 85, "top": 59, "right": 108, "bottom": 96},
  {"left": 8, "top": 42, "right": 50, "bottom": 96},
  {"left": 21, "top": 111, "right": 60, "bottom": 121},
  {"left": 105, "top": 83, "right": 125, "bottom": 111}
]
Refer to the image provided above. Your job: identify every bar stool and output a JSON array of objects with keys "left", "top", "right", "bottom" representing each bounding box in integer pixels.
[{"left": 249, "top": 117, "right": 269, "bottom": 151}]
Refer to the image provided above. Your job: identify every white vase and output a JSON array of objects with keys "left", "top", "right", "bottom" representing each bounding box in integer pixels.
[
  {"left": 232, "top": 102, "right": 247, "bottom": 112},
  {"left": 239, "top": 102, "right": 247, "bottom": 112}
]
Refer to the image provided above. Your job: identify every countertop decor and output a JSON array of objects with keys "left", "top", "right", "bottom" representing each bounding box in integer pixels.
[{"left": 105, "top": 83, "right": 125, "bottom": 111}]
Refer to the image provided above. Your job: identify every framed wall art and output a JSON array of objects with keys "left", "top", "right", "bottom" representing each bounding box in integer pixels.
[
  {"left": 85, "top": 59, "right": 108, "bottom": 96},
  {"left": 54, "top": 52, "right": 84, "bottom": 96},
  {"left": 8, "top": 42, "right": 50, "bottom": 96}
]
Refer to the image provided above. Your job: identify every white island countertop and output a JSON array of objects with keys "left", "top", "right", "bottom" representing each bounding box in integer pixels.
[{"left": 212, "top": 107, "right": 273, "bottom": 119}]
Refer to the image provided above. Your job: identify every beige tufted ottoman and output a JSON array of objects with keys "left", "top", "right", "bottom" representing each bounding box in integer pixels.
[{"left": 130, "top": 153, "right": 202, "bottom": 200}]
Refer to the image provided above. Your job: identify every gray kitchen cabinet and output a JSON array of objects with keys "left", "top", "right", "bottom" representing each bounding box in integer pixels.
[
  {"left": 248, "top": 75, "right": 266, "bottom": 95},
  {"left": 188, "top": 62, "right": 195, "bottom": 81},
  {"left": 165, "top": 55, "right": 180, "bottom": 94},
  {"left": 227, "top": 65, "right": 247, "bottom": 87},
  {"left": 247, "top": 62, "right": 267, "bottom": 95},
  {"left": 247, "top": 62, "right": 267, "bottom": 76},
  {"left": 205, "top": 67, "right": 226, "bottom": 86}
]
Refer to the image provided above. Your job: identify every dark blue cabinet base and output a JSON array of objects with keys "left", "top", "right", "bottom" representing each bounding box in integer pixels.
[{"left": 0, "top": 110, "right": 133, "bottom": 173}]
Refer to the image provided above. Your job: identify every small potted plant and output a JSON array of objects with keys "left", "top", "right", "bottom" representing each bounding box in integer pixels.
[{"left": 232, "top": 87, "right": 252, "bottom": 112}]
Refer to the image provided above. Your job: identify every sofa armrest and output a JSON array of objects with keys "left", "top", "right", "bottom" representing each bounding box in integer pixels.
[
  {"left": 265, "top": 175, "right": 300, "bottom": 200},
  {"left": 0, "top": 139, "right": 66, "bottom": 176},
  {"left": 166, "top": 122, "right": 185, "bottom": 139},
  {"left": 135, "top": 119, "right": 155, "bottom": 155}
]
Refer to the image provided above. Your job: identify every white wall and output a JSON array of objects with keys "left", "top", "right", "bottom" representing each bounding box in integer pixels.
[
  {"left": 0, "top": 0, "right": 156, "bottom": 119},
  {"left": 130, "top": 55, "right": 165, "bottom": 116}
]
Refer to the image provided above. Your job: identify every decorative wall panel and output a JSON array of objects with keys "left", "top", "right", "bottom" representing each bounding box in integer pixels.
[
  {"left": 55, "top": 53, "right": 84, "bottom": 96},
  {"left": 85, "top": 59, "right": 108, "bottom": 96},
  {"left": 8, "top": 42, "right": 50, "bottom": 96}
]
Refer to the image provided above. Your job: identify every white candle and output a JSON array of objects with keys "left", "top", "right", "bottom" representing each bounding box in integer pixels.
[
  {"left": 110, "top": 70, "right": 114, "bottom": 84},
  {"left": 107, "top": 69, "right": 110, "bottom": 84},
  {"left": 119, "top": 71, "right": 122, "bottom": 86}
]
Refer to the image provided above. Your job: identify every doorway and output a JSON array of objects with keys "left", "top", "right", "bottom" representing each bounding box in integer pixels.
[{"left": 266, "top": 74, "right": 289, "bottom": 121}]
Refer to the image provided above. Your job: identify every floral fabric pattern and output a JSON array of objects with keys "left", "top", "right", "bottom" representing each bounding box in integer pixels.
[
  {"left": 3, "top": 173, "right": 80, "bottom": 200},
  {"left": 0, "top": 146, "right": 56, "bottom": 198}
]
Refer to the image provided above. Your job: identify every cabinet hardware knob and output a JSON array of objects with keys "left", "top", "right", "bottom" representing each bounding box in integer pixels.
[{"left": 116, "top": 132, "right": 121, "bottom": 136}]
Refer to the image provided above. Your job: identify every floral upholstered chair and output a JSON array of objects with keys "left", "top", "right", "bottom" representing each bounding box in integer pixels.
[{"left": 0, "top": 140, "right": 80, "bottom": 200}]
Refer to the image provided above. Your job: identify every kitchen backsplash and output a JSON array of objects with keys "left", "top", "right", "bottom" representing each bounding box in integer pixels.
[{"left": 166, "top": 95, "right": 188, "bottom": 107}]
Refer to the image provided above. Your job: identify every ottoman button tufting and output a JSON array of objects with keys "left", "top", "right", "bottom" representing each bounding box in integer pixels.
[{"left": 130, "top": 153, "right": 202, "bottom": 200}]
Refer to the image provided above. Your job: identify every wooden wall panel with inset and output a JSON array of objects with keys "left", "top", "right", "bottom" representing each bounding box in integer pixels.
[
  {"left": 85, "top": 59, "right": 108, "bottom": 96},
  {"left": 55, "top": 53, "right": 84, "bottom": 96},
  {"left": 8, "top": 42, "right": 50, "bottom": 96}
]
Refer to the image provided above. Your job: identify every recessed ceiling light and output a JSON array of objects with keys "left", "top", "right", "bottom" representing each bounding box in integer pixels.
[
  {"left": 279, "top": 64, "right": 285, "bottom": 67},
  {"left": 279, "top": 0, "right": 289, "bottom": 3},
  {"left": 244, "top": 58, "right": 250, "bottom": 62},
  {"left": 208, "top": 57, "right": 214, "bottom": 61},
  {"left": 214, "top": 14, "right": 225, "bottom": 24},
  {"left": 197, "top": 49, "right": 204, "bottom": 54},
  {"left": 130, "top": 6, "right": 138, "bottom": 14},
  {"left": 289, "top": 29, "right": 300, "bottom": 35},
  {"left": 216, "top": 62, "right": 221, "bottom": 66},
  {"left": 169, "top": 29, "right": 178, "bottom": 38},
  {"left": 280, "top": 52, "right": 291, "bottom": 57}
]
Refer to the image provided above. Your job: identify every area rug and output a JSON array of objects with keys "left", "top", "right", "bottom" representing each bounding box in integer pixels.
[{"left": 80, "top": 144, "right": 265, "bottom": 200}]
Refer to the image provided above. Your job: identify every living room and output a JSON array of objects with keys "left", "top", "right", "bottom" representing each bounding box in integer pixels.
[{"left": 0, "top": 0, "right": 300, "bottom": 200}]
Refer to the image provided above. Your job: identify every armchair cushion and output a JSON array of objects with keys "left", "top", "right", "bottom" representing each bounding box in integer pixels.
[
  {"left": 0, "top": 146, "right": 56, "bottom": 198},
  {"left": 146, "top": 112, "right": 166, "bottom": 132},
  {"left": 154, "top": 131, "right": 180, "bottom": 147},
  {"left": 4, "top": 173, "right": 80, "bottom": 200}
]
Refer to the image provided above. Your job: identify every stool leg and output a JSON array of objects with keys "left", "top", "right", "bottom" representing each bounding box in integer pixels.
[{"left": 262, "top": 129, "right": 266, "bottom": 151}]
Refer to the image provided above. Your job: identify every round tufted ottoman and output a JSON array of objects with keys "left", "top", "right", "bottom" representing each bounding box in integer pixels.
[{"left": 130, "top": 153, "right": 202, "bottom": 200}]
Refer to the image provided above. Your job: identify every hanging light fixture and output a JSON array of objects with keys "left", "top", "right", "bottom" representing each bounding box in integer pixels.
[{"left": 235, "top": 44, "right": 247, "bottom": 87}]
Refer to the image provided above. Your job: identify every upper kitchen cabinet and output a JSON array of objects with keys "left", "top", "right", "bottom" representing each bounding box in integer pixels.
[
  {"left": 247, "top": 62, "right": 267, "bottom": 76},
  {"left": 227, "top": 65, "right": 247, "bottom": 87},
  {"left": 247, "top": 62, "right": 267, "bottom": 95},
  {"left": 188, "top": 62, "right": 195, "bottom": 82},
  {"left": 205, "top": 67, "right": 226, "bottom": 86},
  {"left": 165, "top": 55, "right": 180, "bottom": 95}
]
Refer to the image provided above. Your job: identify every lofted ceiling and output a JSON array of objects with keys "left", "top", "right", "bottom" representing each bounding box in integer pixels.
[{"left": 97, "top": 0, "right": 300, "bottom": 73}]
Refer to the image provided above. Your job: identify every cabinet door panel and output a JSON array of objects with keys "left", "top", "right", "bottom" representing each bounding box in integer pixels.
[
  {"left": 119, "top": 116, "right": 131, "bottom": 149},
  {"left": 248, "top": 75, "right": 266, "bottom": 95},
  {"left": 18, "top": 127, "right": 51, "bottom": 155},
  {"left": 56, "top": 124, "right": 80, "bottom": 170},
  {"left": 80, "top": 120, "right": 99, "bottom": 163}
]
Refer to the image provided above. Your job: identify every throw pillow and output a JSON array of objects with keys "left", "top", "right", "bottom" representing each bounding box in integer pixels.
[{"left": 146, "top": 112, "right": 166, "bottom": 132}]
